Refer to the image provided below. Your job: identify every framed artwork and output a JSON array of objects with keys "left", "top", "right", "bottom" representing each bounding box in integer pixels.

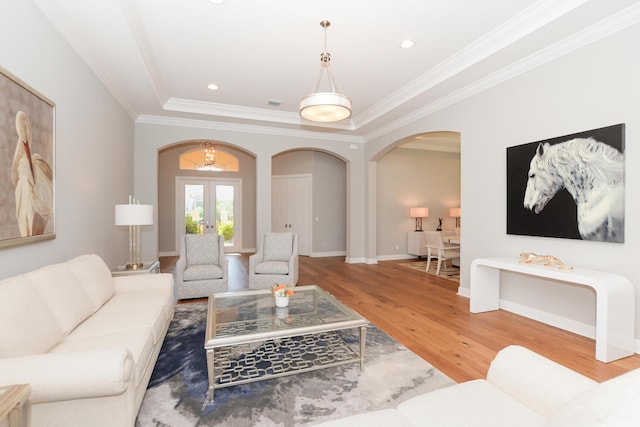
[
  {"left": 0, "top": 67, "right": 55, "bottom": 248},
  {"left": 506, "top": 124, "right": 624, "bottom": 243}
]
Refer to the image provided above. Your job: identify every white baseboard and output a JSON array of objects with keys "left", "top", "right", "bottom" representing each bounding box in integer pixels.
[
  {"left": 345, "top": 257, "right": 367, "bottom": 264},
  {"left": 457, "top": 287, "right": 470, "bottom": 298},
  {"left": 500, "top": 299, "right": 596, "bottom": 340},
  {"left": 309, "top": 251, "right": 347, "bottom": 258}
]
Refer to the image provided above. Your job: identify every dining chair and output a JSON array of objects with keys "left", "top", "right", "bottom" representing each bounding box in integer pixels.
[{"left": 424, "top": 230, "right": 460, "bottom": 275}]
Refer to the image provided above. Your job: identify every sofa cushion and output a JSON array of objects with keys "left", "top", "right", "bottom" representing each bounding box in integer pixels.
[
  {"left": 397, "top": 380, "right": 546, "bottom": 427},
  {"left": 183, "top": 264, "right": 223, "bottom": 281},
  {"left": 0, "top": 276, "right": 64, "bottom": 357},
  {"left": 255, "top": 260, "right": 289, "bottom": 275},
  {"left": 25, "top": 263, "right": 94, "bottom": 335},
  {"left": 67, "top": 254, "right": 114, "bottom": 311},
  {"left": 67, "top": 305, "right": 168, "bottom": 346},
  {"left": 546, "top": 368, "right": 640, "bottom": 427},
  {"left": 263, "top": 232, "right": 293, "bottom": 262},
  {"left": 185, "top": 234, "right": 219, "bottom": 266}
]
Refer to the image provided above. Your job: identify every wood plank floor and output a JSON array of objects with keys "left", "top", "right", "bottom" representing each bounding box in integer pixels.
[{"left": 160, "top": 254, "right": 640, "bottom": 384}]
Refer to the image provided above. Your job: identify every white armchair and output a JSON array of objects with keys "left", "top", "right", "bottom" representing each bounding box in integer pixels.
[
  {"left": 175, "top": 233, "right": 228, "bottom": 300},
  {"left": 249, "top": 232, "right": 299, "bottom": 290},
  {"left": 424, "top": 230, "right": 460, "bottom": 275}
]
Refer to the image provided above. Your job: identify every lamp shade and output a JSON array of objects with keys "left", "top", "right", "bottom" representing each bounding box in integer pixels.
[
  {"left": 300, "top": 92, "right": 352, "bottom": 122},
  {"left": 449, "top": 208, "right": 461, "bottom": 218},
  {"left": 410, "top": 207, "right": 429, "bottom": 218},
  {"left": 115, "top": 204, "right": 153, "bottom": 226}
]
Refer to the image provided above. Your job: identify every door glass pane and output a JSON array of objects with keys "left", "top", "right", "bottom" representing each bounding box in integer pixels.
[
  {"left": 216, "top": 185, "right": 234, "bottom": 246},
  {"left": 184, "top": 184, "right": 204, "bottom": 234}
]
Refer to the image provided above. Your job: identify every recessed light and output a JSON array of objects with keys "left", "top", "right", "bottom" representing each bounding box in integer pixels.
[
  {"left": 400, "top": 39, "right": 415, "bottom": 49},
  {"left": 209, "top": 0, "right": 225, "bottom": 4},
  {"left": 207, "top": 83, "right": 218, "bottom": 90}
]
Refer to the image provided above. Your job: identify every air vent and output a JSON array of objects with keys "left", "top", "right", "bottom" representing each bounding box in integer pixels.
[{"left": 268, "top": 99, "right": 283, "bottom": 107}]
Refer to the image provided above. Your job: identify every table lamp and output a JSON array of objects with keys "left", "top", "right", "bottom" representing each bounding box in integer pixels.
[
  {"left": 115, "top": 196, "right": 153, "bottom": 270},
  {"left": 450, "top": 207, "right": 461, "bottom": 228},
  {"left": 410, "top": 207, "right": 429, "bottom": 232}
]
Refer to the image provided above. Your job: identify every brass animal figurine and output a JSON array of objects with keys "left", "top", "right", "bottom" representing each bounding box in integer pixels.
[{"left": 518, "top": 252, "right": 573, "bottom": 270}]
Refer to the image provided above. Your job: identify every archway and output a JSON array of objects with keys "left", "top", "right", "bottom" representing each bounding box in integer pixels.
[
  {"left": 372, "top": 131, "right": 460, "bottom": 260},
  {"left": 157, "top": 140, "right": 256, "bottom": 256},
  {"left": 271, "top": 149, "right": 348, "bottom": 258}
]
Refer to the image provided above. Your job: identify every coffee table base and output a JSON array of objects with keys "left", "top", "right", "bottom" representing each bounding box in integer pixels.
[{"left": 206, "top": 326, "right": 366, "bottom": 403}]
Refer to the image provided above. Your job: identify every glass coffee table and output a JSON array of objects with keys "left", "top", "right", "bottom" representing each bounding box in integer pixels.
[{"left": 204, "top": 285, "right": 368, "bottom": 402}]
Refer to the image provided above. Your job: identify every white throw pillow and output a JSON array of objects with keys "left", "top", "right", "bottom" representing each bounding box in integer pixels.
[
  {"left": 0, "top": 276, "right": 63, "bottom": 357},
  {"left": 67, "top": 254, "right": 114, "bottom": 311},
  {"left": 263, "top": 232, "right": 293, "bottom": 262},
  {"left": 25, "top": 263, "right": 94, "bottom": 335},
  {"left": 546, "top": 368, "right": 640, "bottom": 427}
]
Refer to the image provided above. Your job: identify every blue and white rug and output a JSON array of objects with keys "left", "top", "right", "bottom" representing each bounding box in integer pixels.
[{"left": 136, "top": 302, "right": 454, "bottom": 426}]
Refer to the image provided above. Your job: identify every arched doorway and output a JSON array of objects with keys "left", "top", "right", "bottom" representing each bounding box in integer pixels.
[
  {"left": 272, "top": 149, "right": 348, "bottom": 258},
  {"left": 157, "top": 140, "right": 257, "bottom": 256},
  {"left": 374, "top": 131, "right": 460, "bottom": 259}
]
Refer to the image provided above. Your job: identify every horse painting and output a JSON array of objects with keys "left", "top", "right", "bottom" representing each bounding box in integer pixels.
[{"left": 523, "top": 137, "right": 624, "bottom": 243}]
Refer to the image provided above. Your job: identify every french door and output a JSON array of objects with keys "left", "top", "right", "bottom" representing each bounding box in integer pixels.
[
  {"left": 272, "top": 174, "right": 311, "bottom": 256},
  {"left": 175, "top": 177, "right": 242, "bottom": 252}
]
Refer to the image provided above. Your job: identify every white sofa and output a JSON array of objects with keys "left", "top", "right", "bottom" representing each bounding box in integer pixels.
[
  {"left": 0, "top": 254, "right": 174, "bottom": 427},
  {"left": 315, "top": 345, "right": 640, "bottom": 426}
]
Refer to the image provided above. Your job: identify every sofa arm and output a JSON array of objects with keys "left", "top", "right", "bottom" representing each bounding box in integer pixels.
[
  {"left": 487, "top": 345, "right": 597, "bottom": 418},
  {"left": 0, "top": 348, "right": 134, "bottom": 404}
]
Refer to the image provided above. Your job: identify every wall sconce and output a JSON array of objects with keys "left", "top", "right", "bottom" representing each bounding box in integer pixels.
[
  {"left": 410, "top": 207, "right": 429, "bottom": 232},
  {"left": 450, "top": 207, "right": 461, "bottom": 228}
]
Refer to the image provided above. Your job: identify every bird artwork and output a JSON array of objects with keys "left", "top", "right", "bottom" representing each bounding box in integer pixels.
[{"left": 10, "top": 110, "right": 53, "bottom": 237}]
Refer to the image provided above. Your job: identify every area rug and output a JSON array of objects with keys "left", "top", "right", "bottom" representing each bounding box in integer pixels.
[
  {"left": 399, "top": 260, "right": 460, "bottom": 283},
  {"left": 136, "top": 302, "right": 454, "bottom": 426}
]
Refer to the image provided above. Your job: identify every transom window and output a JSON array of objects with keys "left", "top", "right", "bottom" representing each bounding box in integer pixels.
[{"left": 179, "top": 146, "right": 239, "bottom": 171}]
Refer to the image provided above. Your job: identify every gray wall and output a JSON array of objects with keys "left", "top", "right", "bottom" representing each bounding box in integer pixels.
[
  {"left": 157, "top": 142, "right": 257, "bottom": 254},
  {"left": 377, "top": 148, "right": 460, "bottom": 257},
  {"left": 273, "top": 151, "right": 347, "bottom": 255},
  {"left": 0, "top": 0, "right": 134, "bottom": 279}
]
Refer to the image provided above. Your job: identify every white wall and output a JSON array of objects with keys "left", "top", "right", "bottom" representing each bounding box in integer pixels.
[
  {"left": 0, "top": 0, "right": 134, "bottom": 279},
  {"left": 366, "top": 22, "right": 640, "bottom": 344}
]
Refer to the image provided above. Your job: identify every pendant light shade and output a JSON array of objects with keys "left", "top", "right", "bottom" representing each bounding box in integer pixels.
[{"left": 299, "top": 20, "right": 351, "bottom": 123}]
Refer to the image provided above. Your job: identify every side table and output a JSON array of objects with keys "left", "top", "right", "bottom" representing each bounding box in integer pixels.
[
  {"left": 0, "top": 384, "right": 31, "bottom": 427},
  {"left": 407, "top": 231, "right": 427, "bottom": 256},
  {"left": 111, "top": 260, "right": 160, "bottom": 276}
]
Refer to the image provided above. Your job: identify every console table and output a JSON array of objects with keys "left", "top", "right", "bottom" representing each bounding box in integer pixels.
[{"left": 470, "top": 257, "right": 635, "bottom": 363}]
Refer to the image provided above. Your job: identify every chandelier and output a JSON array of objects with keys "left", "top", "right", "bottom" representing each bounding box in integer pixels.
[
  {"left": 299, "top": 20, "right": 352, "bottom": 123},
  {"left": 202, "top": 142, "right": 216, "bottom": 166}
]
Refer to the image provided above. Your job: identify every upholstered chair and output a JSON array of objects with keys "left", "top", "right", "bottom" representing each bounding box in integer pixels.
[
  {"left": 424, "top": 230, "right": 460, "bottom": 275},
  {"left": 175, "top": 233, "right": 228, "bottom": 300},
  {"left": 249, "top": 232, "right": 299, "bottom": 290}
]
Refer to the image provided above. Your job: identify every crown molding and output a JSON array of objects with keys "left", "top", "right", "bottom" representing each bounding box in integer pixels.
[
  {"left": 163, "top": 98, "right": 356, "bottom": 131},
  {"left": 363, "top": 2, "right": 640, "bottom": 143},
  {"left": 136, "top": 114, "right": 364, "bottom": 144},
  {"left": 353, "top": 0, "right": 588, "bottom": 130}
]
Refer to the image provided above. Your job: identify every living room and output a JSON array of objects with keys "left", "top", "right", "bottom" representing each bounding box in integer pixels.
[{"left": 2, "top": 0, "right": 640, "bottom": 425}]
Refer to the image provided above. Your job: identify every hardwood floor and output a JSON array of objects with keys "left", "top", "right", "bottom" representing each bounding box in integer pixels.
[{"left": 160, "top": 254, "right": 640, "bottom": 384}]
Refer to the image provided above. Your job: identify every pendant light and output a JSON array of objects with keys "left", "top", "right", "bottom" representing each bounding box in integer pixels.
[{"left": 299, "top": 20, "right": 352, "bottom": 123}]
